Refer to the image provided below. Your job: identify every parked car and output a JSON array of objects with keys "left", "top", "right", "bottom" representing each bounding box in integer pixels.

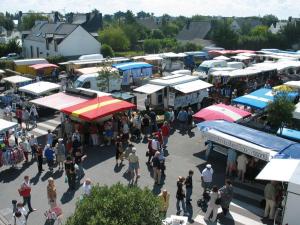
[{"left": 0, "top": 53, "right": 20, "bottom": 60}]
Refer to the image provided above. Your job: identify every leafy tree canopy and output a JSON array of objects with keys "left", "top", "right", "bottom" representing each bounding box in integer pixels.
[
  {"left": 65, "top": 183, "right": 162, "bottom": 225},
  {"left": 20, "top": 13, "right": 48, "bottom": 30},
  {"left": 99, "top": 26, "right": 130, "bottom": 51},
  {"left": 101, "top": 44, "right": 114, "bottom": 58}
]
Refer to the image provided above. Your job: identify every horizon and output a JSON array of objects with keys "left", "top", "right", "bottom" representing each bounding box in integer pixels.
[{"left": 0, "top": 0, "right": 299, "bottom": 20}]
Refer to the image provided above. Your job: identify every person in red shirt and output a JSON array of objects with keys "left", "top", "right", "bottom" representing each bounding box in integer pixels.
[
  {"left": 161, "top": 121, "right": 170, "bottom": 149},
  {"left": 15, "top": 107, "right": 22, "bottom": 125}
]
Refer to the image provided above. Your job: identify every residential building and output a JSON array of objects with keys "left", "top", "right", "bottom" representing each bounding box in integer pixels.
[
  {"left": 22, "top": 21, "right": 101, "bottom": 58},
  {"left": 66, "top": 11, "right": 103, "bottom": 33},
  {"left": 269, "top": 21, "right": 288, "bottom": 34}
]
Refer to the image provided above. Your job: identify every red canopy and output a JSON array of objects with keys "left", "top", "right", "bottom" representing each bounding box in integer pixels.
[
  {"left": 208, "top": 50, "right": 256, "bottom": 56},
  {"left": 61, "top": 96, "right": 136, "bottom": 121},
  {"left": 193, "top": 103, "right": 251, "bottom": 122},
  {"left": 29, "top": 63, "right": 59, "bottom": 70}
]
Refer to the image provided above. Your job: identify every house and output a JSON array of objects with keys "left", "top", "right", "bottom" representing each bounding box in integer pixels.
[
  {"left": 269, "top": 21, "right": 288, "bottom": 34},
  {"left": 230, "top": 18, "right": 262, "bottom": 33},
  {"left": 177, "top": 21, "right": 211, "bottom": 41},
  {"left": 136, "top": 17, "right": 160, "bottom": 30},
  {"left": 22, "top": 21, "right": 101, "bottom": 58},
  {"left": 66, "top": 11, "right": 103, "bottom": 33}
]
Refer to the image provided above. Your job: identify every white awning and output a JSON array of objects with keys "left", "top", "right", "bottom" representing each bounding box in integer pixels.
[
  {"left": 2, "top": 75, "right": 32, "bottom": 84},
  {"left": 0, "top": 119, "right": 18, "bottom": 133},
  {"left": 285, "top": 81, "right": 300, "bottom": 89},
  {"left": 19, "top": 81, "right": 61, "bottom": 96},
  {"left": 133, "top": 84, "right": 165, "bottom": 94},
  {"left": 173, "top": 80, "right": 212, "bottom": 94},
  {"left": 256, "top": 159, "right": 300, "bottom": 182},
  {"left": 231, "top": 55, "right": 251, "bottom": 60}
]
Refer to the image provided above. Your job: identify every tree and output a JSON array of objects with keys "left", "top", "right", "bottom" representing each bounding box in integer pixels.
[
  {"left": 124, "top": 10, "right": 136, "bottom": 24},
  {"left": 101, "top": 44, "right": 114, "bottom": 57},
  {"left": 98, "top": 26, "right": 130, "bottom": 51},
  {"left": 143, "top": 39, "right": 161, "bottom": 53},
  {"left": 161, "top": 22, "right": 180, "bottom": 38},
  {"left": 20, "top": 13, "right": 48, "bottom": 30},
  {"left": 65, "top": 183, "right": 162, "bottom": 225},
  {"left": 151, "top": 29, "right": 165, "bottom": 39},
  {"left": 97, "top": 63, "right": 119, "bottom": 92},
  {"left": 250, "top": 25, "right": 269, "bottom": 37},
  {"left": 136, "top": 11, "right": 151, "bottom": 19},
  {"left": 262, "top": 14, "right": 279, "bottom": 27},
  {"left": 0, "top": 14, "right": 14, "bottom": 31},
  {"left": 183, "top": 42, "right": 202, "bottom": 51},
  {"left": 267, "top": 93, "right": 296, "bottom": 130}
]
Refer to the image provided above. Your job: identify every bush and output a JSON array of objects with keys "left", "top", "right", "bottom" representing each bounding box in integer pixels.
[
  {"left": 65, "top": 183, "right": 162, "bottom": 225},
  {"left": 46, "top": 55, "right": 67, "bottom": 64},
  {"left": 101, "top": 44, "right": 114, "bottom": 57},
  {"left": 143, "top": 39, "right": 161, "bottom": 54}
]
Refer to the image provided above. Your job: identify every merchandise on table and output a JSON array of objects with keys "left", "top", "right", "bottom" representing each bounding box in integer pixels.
[{"left": 0, "top": 147, "right": 24, "bottom": 167}]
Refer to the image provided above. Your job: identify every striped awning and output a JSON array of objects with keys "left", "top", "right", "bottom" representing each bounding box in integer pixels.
[{"left": 61, "top": 96, "right": 136, "bottom": 121}]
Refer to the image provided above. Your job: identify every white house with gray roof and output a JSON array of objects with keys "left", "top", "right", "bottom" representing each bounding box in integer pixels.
[{"left": 22, "top": 21, "right": 101, "bottom": 58}]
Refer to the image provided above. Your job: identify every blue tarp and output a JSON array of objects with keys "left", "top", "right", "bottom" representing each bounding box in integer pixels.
[
  {"left": 197, "top": 120, "right": 296, "bottom": 152},
  {"left": 232, "top": 88, "right": 298, "bottom": 109},
  {"left": 275, "top": 143, "right": 300, "bottom": 159},
  {"left": 112, "top": 62, "right": 153, "bottom": 71},
  {"left": 277, "top": 128, "right": 300, "bottom": 141}
]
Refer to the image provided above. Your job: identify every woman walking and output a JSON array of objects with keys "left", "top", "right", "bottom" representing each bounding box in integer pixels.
[
  {"left": 127, "top": 147, "right": 140, "bottom": 183},
  {"left": 55, "top": 138, "right": 66, "bottom": 170},
  {"left": 219, "top": 179, "right": 234, "bottom": 216},
  {"left": 204, "top": 185, "right": 221, "bottom": 222},
  {"left": 64, "top": 156, "right": 76, "bottom": 190},
  {"left": 47, "top": 177, "right": 57, "bottom": 208},
  {"left": 176, "top": 176, "right": 186, "bottom": 216},
  {"left": 115, "top": 137, "right": 124, "bottom": 165}
]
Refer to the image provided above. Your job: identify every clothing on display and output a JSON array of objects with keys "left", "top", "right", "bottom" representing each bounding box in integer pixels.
[{"left": 0, "top": 147, "right": 24, "bottom": 167}]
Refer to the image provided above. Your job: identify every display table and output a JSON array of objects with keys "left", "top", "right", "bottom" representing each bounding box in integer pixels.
[{"left": 162, "top": 215, "right": 188, "bottom": 225}]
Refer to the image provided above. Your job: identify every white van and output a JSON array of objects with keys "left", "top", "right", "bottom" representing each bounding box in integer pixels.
[
  {"left": 74, "top": 73, "right": 122, "bottom": 93},
  {"left": 196, "top": 60, "right": 228, "bottom": 74}
]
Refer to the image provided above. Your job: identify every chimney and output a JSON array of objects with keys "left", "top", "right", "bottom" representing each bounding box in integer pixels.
[
  {"left": 86, "top": 13, "right": 90, "bottom": 22},
  {"left": 99, "top": 13, "right": 103, "bottom": 30}
]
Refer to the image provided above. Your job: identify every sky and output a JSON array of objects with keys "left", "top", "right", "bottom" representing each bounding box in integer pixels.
[{"left": 0, "top": 0, "right": 299, "bottom": 19}]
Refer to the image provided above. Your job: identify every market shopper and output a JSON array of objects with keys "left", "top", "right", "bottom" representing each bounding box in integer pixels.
[
  {"left": 177, "top": 108, "right": 188, "bottom": 133},
  {"left": 187, "top": 107, "right": 194, "bottom": 131},
  {"left": 29, "top": 135, "right": 38, "bottom": 160},
  {"left": 127, "top": 147, "right": 140, "bottom": 183},
  {"left": 55, "top": 138, "right": 66, "bottom": 170},
  {"left": 22, "top": 108, "right": 30, "bottom": 130},
  {"left": 264, "top": 181, "right": 277, "bottom": 220},
  {"left": 149, "top": 109, "right": 158, "bottom": 133},
  {"left": 226, "top": 148, "right": 237, "bottom": 177},
  {"left": 204, "top": 185, "right": 220, "bottom": 222},
  {"left": 44, "top": 144, "right": 55, "bottom": 172},
  {"left": 82, "top": 178, "right": 92, "bottom": 196},
  {"left": 115, "top": 137, "right": 124, "bottom": 165},
  {"left": 158, "top": 189, "right": 170, "bottom": 218},
  {"left": 19, "top": 136, "right": 31, "bottom": 163},
  {"left": 147, "top": 136, "right": 160, "bottom": 163},
  {"left": 47, "top": 177, "right": 57, "bottom": 208},
  {"left": 219, "top": 179, "right": 234, "bottom": 216},
  {"left": 36, "top": 144, "right": 43, "bottom": 173},
  {"left": 161, "top": 121, "right": 170, "bottom": 149},
  {"left": 176, "top": 176, "right": 186, "bottom": 215},
  {"left": 237, "top": 153, "right": 248, "bottom": 183},
  {"left": 19, "top": 176, "right": 36, "bottom": 212},
  {"left": 29, "top": 104, "right": 38, "bottom": 128},
  {"left": 142, "top": 114, "right": 151, "bottom": 138},
  {"left": 74, "top": 150, "right": 85, "bottom": 179},
  {"left": 185, "top": 170, "right": 194, "bottom": 205},
  {"left": 16, "top": 107, "right": 23, "bottom": 125},
  {"left": 201, "top": 164, "right": 214, "bottom": 190},
  {"left": 152, "top": 151, "right": 161, "bottom": 185},
  {"left": 64, "top": 156, "right": 76, "bottom": 190},
  {"left": 46, "top": 130, "right": 54, "bottom": 146}
]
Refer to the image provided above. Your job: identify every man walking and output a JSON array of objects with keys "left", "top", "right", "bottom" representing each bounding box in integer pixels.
[
  {"left": 185, "top": 170, "right": 194, "bottom": 205},
  {"left": 152, "top": 151, "right": 161, "bottom": 185},
  {"left": 36, "top": 144, "right": 43, "bottom": 173},
  {"left": 201, "top": 164, "right": 213, "bottom": 190},
  {"left": 219, "top": 179, "right": 234, "bottom": 215},
  {"left": 177, "top": 108, "right": 188, "bottom": 133},
  {"left": 44, "top": 144, "right": 55, "bottom": 172},
  {"left": 19, "top": 176, "right": 37, "bottom": 213},
  {"left": 264, "top": 181, "right": 277, "bottom": 220}
]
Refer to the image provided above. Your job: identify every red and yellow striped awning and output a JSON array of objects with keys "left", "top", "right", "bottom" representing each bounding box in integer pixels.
[{"left": 61, "top": 96, "right": 136, "bottom": 121}]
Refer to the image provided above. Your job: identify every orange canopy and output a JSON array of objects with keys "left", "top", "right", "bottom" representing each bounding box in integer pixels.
[
  {"left": 29, "top": 63, "right": 59, "bottom": 70},
  {"left": 61, "top": 96, "right": 136, "bottom": 121}
]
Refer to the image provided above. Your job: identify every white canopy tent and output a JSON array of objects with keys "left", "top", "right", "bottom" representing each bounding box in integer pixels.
[
  {"left": 0, "top": 119, "right": 18, "bottom": 133},
  {"left": 173, "top": 80, "right": 212, "bottom": 94},
  {"left": 2, "top": 75, "right": 32, "bottom": 84},
  {"left": 19, "top": 81, "right": 61, "bottom": 96},
  {"left": 133, "top": 84, "right": 164, "bottom": 94},
  {"left": 285, "top": 81, "right": 300, "bottom": 89},
  {"left": 231, "top": 55, "right": 251, "bottom": 61},
  {"left": 213, "top": 55, "right": 230, "bottom": 61}
]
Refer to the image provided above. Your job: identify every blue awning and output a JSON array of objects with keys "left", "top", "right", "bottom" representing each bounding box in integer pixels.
[
  {"left": 232, "top": 88, "right": 298, "bottom": 110},
  {"left": 197, "top": 120, "right": 296, "bottom": 152},
  {"left": 112, "top": 62, "right": 153, "bottom": 71},
  {"left": 277, "top": 128, "right": 300, "bottom": 141},
  {"left": 275, "top": 143, "right": 300, "bottom": 159}
]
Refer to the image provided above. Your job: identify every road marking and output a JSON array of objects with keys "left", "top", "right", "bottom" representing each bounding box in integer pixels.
[
  {"left": 194, "top": 209, "right": 264, "bottom": 225},
  {"left": 234, "top": 186, "right": 263, "bottom": 202},
  {"left": 45, "top": 119, "right": 61, "bottom": 125},
  {"left": 37, "top": 122, "right": 57, "bottom": 131}
]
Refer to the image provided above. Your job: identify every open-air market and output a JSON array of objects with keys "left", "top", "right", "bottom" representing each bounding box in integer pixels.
[{"left": 1, "top": 1, "right": 300, "bottom": 225}]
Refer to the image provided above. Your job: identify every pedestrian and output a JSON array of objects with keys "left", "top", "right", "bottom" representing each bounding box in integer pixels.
[
  {"left": 158, "top": 148, "right": 166, "bottom": 177},
  {"left": 161, "top": 121, "right": 170, "bottom": 149},
  {"left": 22, "top": 108, "right": 30, "bottom": 130},
  {"left": 169, "top": 108, "right": 175, "bottom": 129},
  {"left": 177, "top": 108, "right": 188, "bottom": 133},
  {"left": 82, "top": 178, "right": 92, "bottom": 196},
  {"left": 19, "top": 136, "right": 31, "bottom": 163},
  {"left": 144, "top": 96, "right": 150, "bottom": 111},
  {"left": 264, "top": 181, "right": 277, "bottom": 220},
  {"left": 36, "top": 144, "right": 43, "bottom": 173},
  {"left": 204, "top": 185, "right": 221, "bottom": 222},
  {"left": 152, "top": 151, "right": 161, "bottom": 185},
  {"left": 55, "top": 138, "right": 66, "bottom": 170},
  {"left": 185, "top": 170, "right": 194, "bottom": 205},
  {"left": 64, "top": 156, "right": 76, "bottom": 190},
  {"left": 128, "top": 147, "right": 140, "bottom": 183},
  {"left": 46, "top": 130, "right": 54, "bottom": 146},
  {"left": 158, "top": 189, "right": 170, "bottom": 218},
  {"left": 16, "top": 107, "right": 23, "bottom": 125},
  {"left": 219, "top": 179, "right": 234, "bottom": 216},
  {"left": 14, "top": 211, "right": 26, "bottom": 225},
  {"left": 187, "top": 107, "right": 194, "bottom": 131},
  {"left": 142, "top": 114, "right": 151, "bottom": 138},
  {"left": 176, "top": 176, "right": 186, "bottom": 215},
  {"left": 89, "top": 123, "right": 99, "bottom": 146},
  {"left": 226, "top": 148, "right": 237, "bottom": 177},
  {"left": 103, "top": 120, "right": 113, "bottom": 146},
  {"left": 122, "top": 119, "right": 130, "bottom": 142},
  {"left": 115, "top": 137, "right": 124, "bottom": 165},
  {"left": 147, "top": 136, "right": 159, "bottom": 163},
  {"left": 47, "top": 177, "right": 57, "bottom": 208},
  {"left": 16, "top": 202, "right": 28, "bottom": 220},
  {"left": 74, "top": 150, "right": 85, "bottom": 179},
  {"left": 237, "top": 153, "right": 248, "bottom": 183},
  {"left": 131, "top": 113, "right": 142, "bottom": 140},
  {"left": 18, "top": 176, "right": 36, "bottom": 213},
  {"left": 29, "top": 134, "right": 38, "bottom": 160},
  {"left": 64, "top": 119, "right": 73, "bottom": 139},
  {"left": 44, "top": 144, "right": 55, "bottom": 172},
  {"left": 72, "top": 130, "right": 81, "bottom": 143},
  {"left": 201, "top": 164, "right": 214, "bottom": 190},
  {"left": 149, "top": 109, "right": 158, "bottom": 133},
  {"left": 29, "top": 104, "right": 38, "bottom": 128}
]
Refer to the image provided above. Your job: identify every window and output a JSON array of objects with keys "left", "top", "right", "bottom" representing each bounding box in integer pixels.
[
  {"left": 30, "top": 46, "right": 33, "bottom": 58},
  {"left": 82, "top": 81, "right": 91, "bottom": 89},
  {"left": 36, "top": 47, "right": 39, "bottom": 58}
]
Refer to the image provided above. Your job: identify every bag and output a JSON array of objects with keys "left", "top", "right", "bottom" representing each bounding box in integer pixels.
[
  {"left": 215, "top": 197, "right": 221, "bottom": 205},
  {"left": 146, "top": 151, "right": 149, "bottom": 157}
]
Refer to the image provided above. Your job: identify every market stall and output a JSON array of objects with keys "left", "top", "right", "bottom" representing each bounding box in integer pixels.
[
  {"left": 61, "top": 96, "right": 136, "bottom": 121},
  {"left": 2, "top": 75, "right": 33, "bottom": 88},
  {"left": 277, "top": 127, "right": 300, "bottom": 142},
  {"left": 19, "top": 81, "right": 61, "bottom": 97},
  {"left": 193, "top": 103, "right": 251, "bottom": 122}
]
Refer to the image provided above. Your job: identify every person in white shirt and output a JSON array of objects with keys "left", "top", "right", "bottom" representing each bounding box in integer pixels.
[
  {"left": 237, "top": 154, "right": 248, "bottom": 182},
  {"left": 201, "top": 164, "right": 214, "bottom": 190},
  {"left": 14, "top": 211, "right": 26, "bottom": 225},
  {"left": 204, "top": 185, "right": 221, "bottom": 222},
  {"left": 82, "top": 178, "right": 92, "bottom": 196},
  {"left": 29, "top": 105, "right": 38, "bottom": 128}
]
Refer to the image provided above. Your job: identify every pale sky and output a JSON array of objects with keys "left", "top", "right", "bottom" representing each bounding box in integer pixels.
[{"left": 0, "top": 0, "right": 299, "bottom": 19}]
